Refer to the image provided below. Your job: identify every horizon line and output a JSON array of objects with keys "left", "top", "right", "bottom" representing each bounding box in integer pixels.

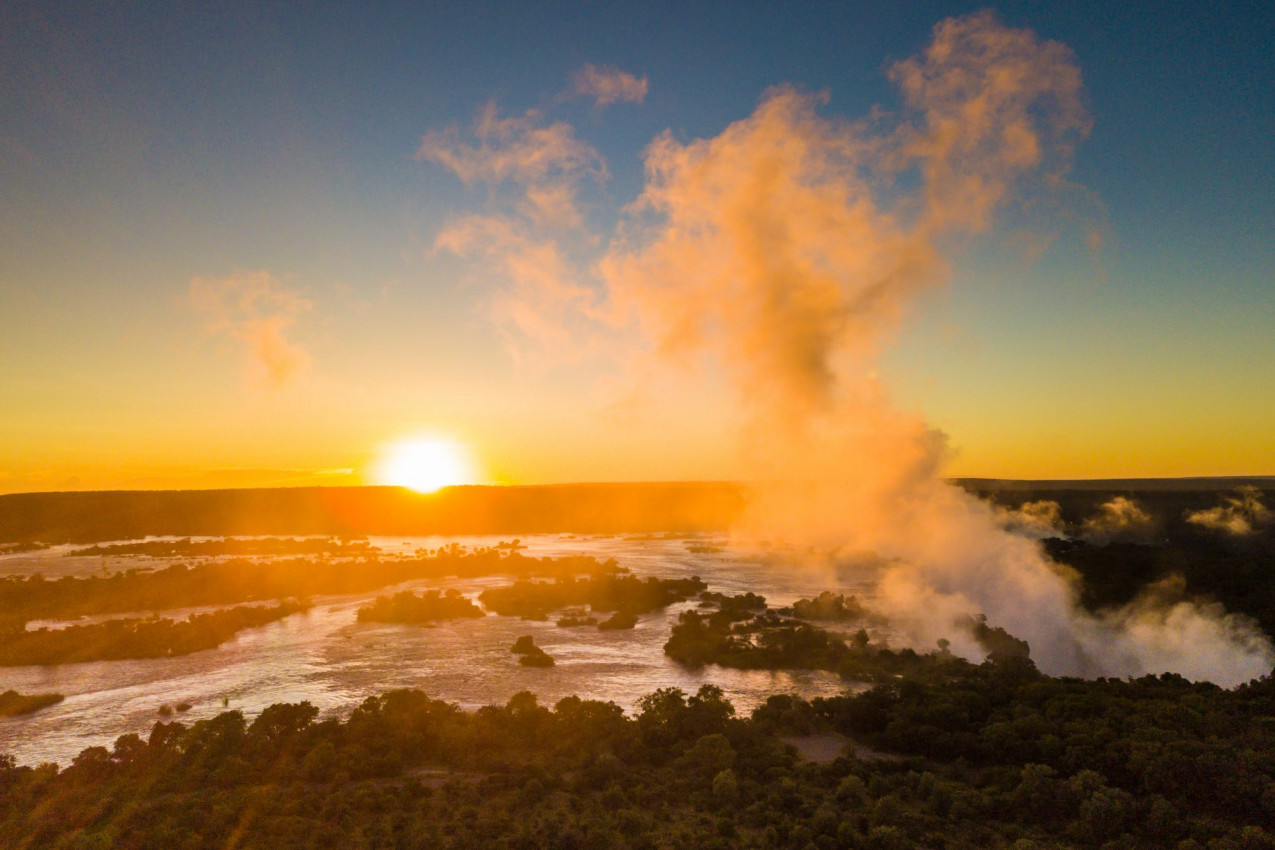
[{"left": 4, "top": 474, "right": 1275, "bottom": 499}]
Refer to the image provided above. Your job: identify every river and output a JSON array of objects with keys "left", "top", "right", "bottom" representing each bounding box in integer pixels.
[{"left": 0, "top": 534, "right": 874, "bottom": 766}]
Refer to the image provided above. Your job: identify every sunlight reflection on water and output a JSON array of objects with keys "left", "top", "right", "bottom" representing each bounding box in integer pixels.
[{"left": 0, "top": 535, "right": 874, "bottom": 766}]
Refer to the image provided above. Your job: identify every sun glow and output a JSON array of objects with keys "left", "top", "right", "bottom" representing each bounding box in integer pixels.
[{"left": 377, "top": 438, "right": 477, "bottom": 493}]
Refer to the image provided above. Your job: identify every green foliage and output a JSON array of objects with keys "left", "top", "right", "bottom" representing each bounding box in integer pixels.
[{"left": 5, "top": 670, "right": 1274, "bottom": 850}]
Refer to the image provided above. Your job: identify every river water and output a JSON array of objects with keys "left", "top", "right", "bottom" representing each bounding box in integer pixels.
[{"left": 0, "top": 534, "right": 874, "bottom": 766}]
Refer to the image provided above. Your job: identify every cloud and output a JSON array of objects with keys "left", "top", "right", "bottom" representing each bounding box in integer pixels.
[
  {"left": 1080, "top": 496, "right": 1156, "bottom": 544},
  {"left": 570, "top": 64, "right": 648, "bottom": 107},
  {"left": 434, "top": 216, "right": 605, "bottom": 366},
  {"left": 417, "top": 102, "right": 605, "bottom": 229},
  {"left": 1097, "top": 576, "right": 1275, "bottom": 684},
  {"left": 189, "top": 270, "right": 312, "bottom": 388},
  {"left": 423, "top": 12, "right": 1273, "bottom": 685},
  {"left": 600, "top": 86, "right": 939, "bottom": 423},
  {"left": 889, "top": 9, "right": 1091, "bottom": 235},
  {"left": 421, "top": 102, "right": 614, "bottom": 362},
  {"left": 1186, "top": 487, "right": 1273, "bottom": 536}
]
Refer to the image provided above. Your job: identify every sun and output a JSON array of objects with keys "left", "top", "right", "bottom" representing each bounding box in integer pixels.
[{"left": 377, "top": 438, "right": 477, "bottom": 493}]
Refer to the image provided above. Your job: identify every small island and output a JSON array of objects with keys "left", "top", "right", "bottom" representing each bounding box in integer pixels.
[
  {"left": 479, "top": 574, "right": 706, "bottom": 622},
  {"left": 0, "top": 690, "right": 64, "bottom": 716},
  {"left": 0, "top": 549, "right": 621, "bottom": 623},
  {"left": 554, "top": 608, "right": 598, "bottom": 628},
  {"left": 0, "top": 601, "right": 308, "bottom": 666},
  {"left": 510, "top": 635, "right": 554, "bottom": 667},
  {"left": 356, "top": 589, "right": 484, "bottom": 624},
  {"left": 66, "top": 536, "right": 378, "bottom": 559},
  {"left": 665, "top": 594, "right": 1033, "bottom": 685}
]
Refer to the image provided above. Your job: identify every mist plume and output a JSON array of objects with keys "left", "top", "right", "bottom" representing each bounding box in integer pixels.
[
  {"left": 998, "top": 500, "right": 1065, "bottom": 540},
  {"left": 1081, "top": 496, "right": 1157, "bottom": 544},
  {"left": 427, "top": 13, "right": 1274, "bottom": 684},
  {"left": 1186, "top": 487, "right": 1272, "bottom": 536}
]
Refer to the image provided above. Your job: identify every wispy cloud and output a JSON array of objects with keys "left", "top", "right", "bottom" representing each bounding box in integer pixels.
[
  {"left": 570, "top": 64, "right": 648, "bottom": 107},
  {"left": 433, "top": 216, "right": 604, "bottom": 366},
  {"left": 416, "top": 102, "right": 605, "bottom": 229},
  {"left": 420, "top": 102, "right": 610, "bottom": 363},
  {"left": 189, "top": 270, "right": 312, "bottom": 388}
]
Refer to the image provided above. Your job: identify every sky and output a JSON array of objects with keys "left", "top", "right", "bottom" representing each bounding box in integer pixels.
[{"left": 1, "top": 1, "right": 1273, "bottom": 493}]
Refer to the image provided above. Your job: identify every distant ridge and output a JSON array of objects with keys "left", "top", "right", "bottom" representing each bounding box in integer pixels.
[
  {"left": 3, "top": 478, "right": 1271, "bottom": 544},
  {"left": 954, "top": 476, "right": 1275, "bottom": 492}
]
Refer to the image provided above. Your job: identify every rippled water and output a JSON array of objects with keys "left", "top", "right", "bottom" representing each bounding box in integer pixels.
[{"left": 0, "top": 535, "right": 872, "bottom": 766}]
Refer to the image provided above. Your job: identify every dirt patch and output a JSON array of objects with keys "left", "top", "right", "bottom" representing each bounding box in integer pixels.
[
  {"left": 781, "top": 733, "right": 903, "bottom": 764},
  {"left": 404, "top": 768, "right": 486, "bottom": 788},
  {"left": 780, "top": 734, "right": 847, "bottom": 764}
]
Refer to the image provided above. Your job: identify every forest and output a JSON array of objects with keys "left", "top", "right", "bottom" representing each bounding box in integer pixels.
[{"left": 4, "top": 661, "right": 1275, "bottom": 848}]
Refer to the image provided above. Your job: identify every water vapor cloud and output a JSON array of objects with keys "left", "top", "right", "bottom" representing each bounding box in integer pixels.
[
  {"left": 1186, "top": 487, "right": 1273, "bottom": 536},
  {"left": 1081, "top": 496, "right": 1157, "bottom": 545},
  {"left": 998, "top": 500, "right": 1066, "bottom": 540},
  {"left": 423, "top": 13, "right": 1274, "bottom": 685},
  {"left": 189, "top": 270, "right": 312, "bottom": 388}
]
